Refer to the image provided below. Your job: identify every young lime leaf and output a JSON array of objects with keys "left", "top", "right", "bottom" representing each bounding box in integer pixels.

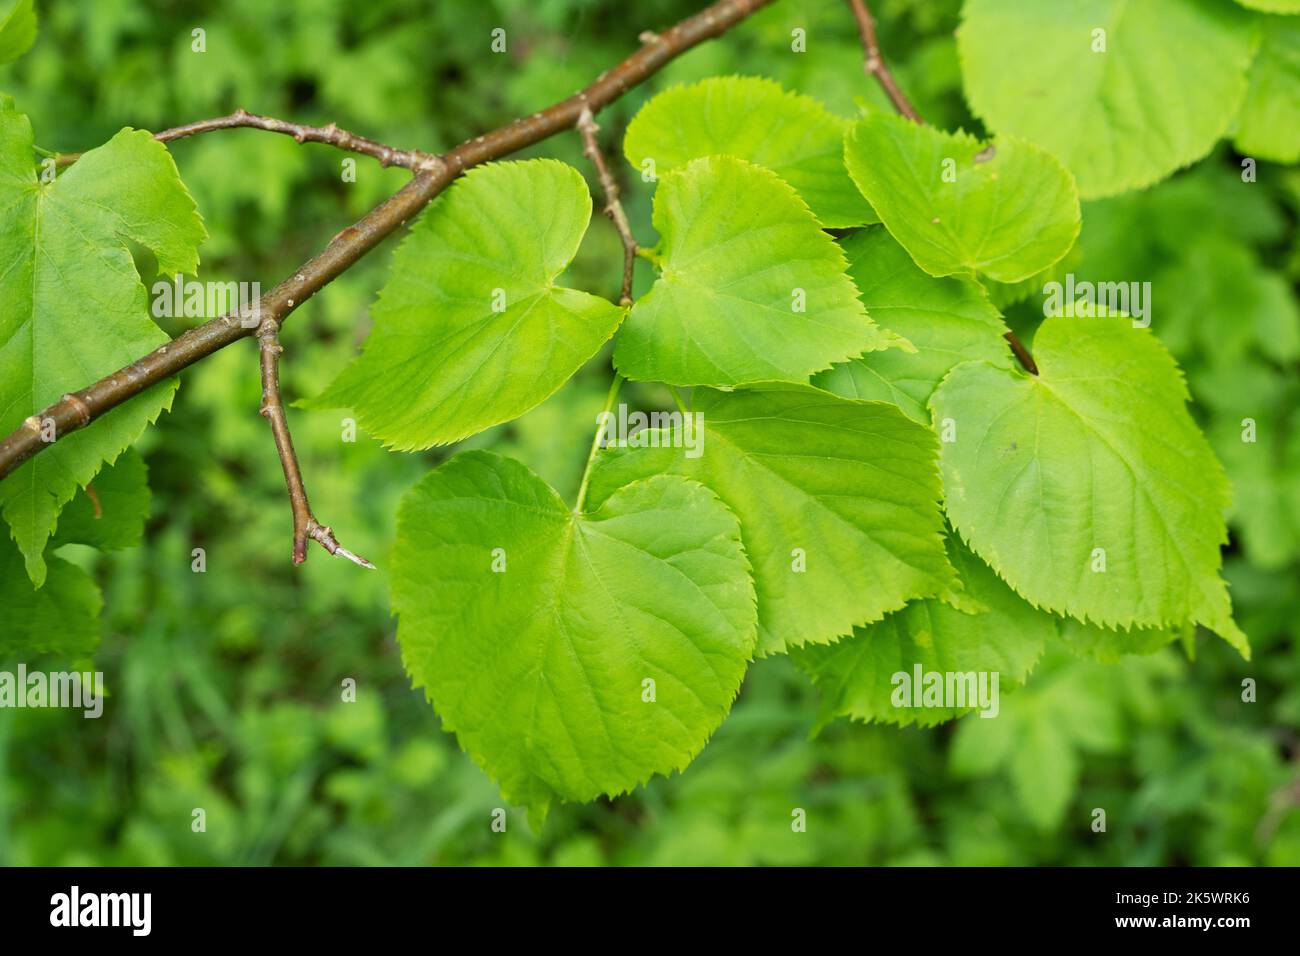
[
  {"left": 0, "top": 97, "right": 203, "bottom": 587},
  {"left": 791, "top": 536, "right": 1049, "bottom": 727},
  {"left": 613, "top": 156, "right": 902, "bottom": 387},
  {"left": 843, "top": 112, "right": 1080, "bottom": 283},
  {"left": 306, "top": 160, "right": 626, "bottom": 450},
  {"left": 0, "top": 0, "right": 36, "bottom": 64},
  {"left": 622, "top": 75, "right": 876, "bottom": 227},
  {"left": 586, "top": 383, "right": 955, "bottom": 656},
  {"left": 959, "top": 0, "right": 1258, "bottom": 198},
  {"left": 392, "top": 451, "right": 757, "bottom": 820},
  {"left": 0, "top": 535, "right": 101, "bottom": 659},
  {"left": 50, "top": 448, "right": 150, "bottom": 552},
  {"left": 1234, "top": 17, "right": 1300, "bottom": 164},
  {"left": 930, "top": 314, "right": 1248, "bottom": 656},
  {"left": 814, "top": 227, "right": 1010, "bottom": 423}
]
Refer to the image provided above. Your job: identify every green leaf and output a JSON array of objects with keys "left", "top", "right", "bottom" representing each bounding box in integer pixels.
[
  {"left": 982, "top": 242, "right": 1084, "bottom": 311},
  {"left": 613, "top": 156, "right": 902, "bottom": 387},
  {"left": 1234, "top": 17, "right": 1300, "bottom": 164},
  {"left": 930, "top": 313, "right": 1247, "bottom": 655},
  {"left": 587, "top": 383, "right": 955, "bottom": 656},
  {"left": 307, "top": 160, "right": 626, "bottom": 450},
  {"left": 959, "top": 0, "right": 1259, "bottom": 198},
  {"left": 392, "top": 451, "right": 757, "bottom": 819},
  {"left": 1057, "top": 617, "right": 1184, "bottom": 664},
  {"left": 792, "top": 536, "right": 1049, "bottom": 727},
  {"left": 843, "top": 112, "right": 1080, "bottom": 283},
  {"left": 0, "top": 0, "right": 36, "bottom": 64},
  {"left": 813, "top": 227, "right": 1009, "bottom": 423},
  {"left": 622, "top": 76, "right": 876, "bottom": 228},
  {"left": 0, "top": 535, "right": 101, "bottom": 660},
  {"left": 0, "top": 97, "right": 203, "bottom": 586},
  {"left": 50, "top": 447, "right": 150, "bottom": 551}
]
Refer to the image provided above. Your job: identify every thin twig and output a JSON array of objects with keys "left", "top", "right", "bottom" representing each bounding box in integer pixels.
[
  {"left": 55, "top": 109, "right": 440, "bottom": 171},
  {"left": 845, "top": 0, "right": 1038, "bottom": 375},
  {"left": 576, "top": 107, "right": 638, "bottom": 306},
  {"left": 0, "top": 0, "right": 774, "bottom": 484},
  {"left": 844, "top": 0, "right": 921, "bottom": 123},
  {"left": 257, "top": 319, "right": 374, "bottom": 568}
]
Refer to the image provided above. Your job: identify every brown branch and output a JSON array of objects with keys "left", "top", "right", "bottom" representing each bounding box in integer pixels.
[
  {"left": 845, "top": 0, "right": 1038, "bottom": 375},
  {"left": 0, "top": 0, "right": 774, "bottom": 485},
  {"left": 257, "top": 319, "right": 374, "bottom": 568},
  {"left": 844, "top": 0, "right": 921, "bottom": 123},
  {"left": 576, "top": 107, "right": 638, "bottom": 306},
  {"left": 55, "top": 109, "right": 440, "bottom": 171}
]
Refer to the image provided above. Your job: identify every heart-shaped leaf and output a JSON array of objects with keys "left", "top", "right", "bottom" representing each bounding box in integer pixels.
[
  {"left": 614, "top": 155, "right": 903, "bottom": 387},
  {"left": 392, "top": 451, "right": 757, "bottom": 820},
  {"left": 843, "top": 111, "right": 1080, "bottom": 283},
  {"left": 308, "top": 159, "right": 626, "bottom": 449},
  {"left": 930, "top": 313, "right": 1247, "bottom": 655}
]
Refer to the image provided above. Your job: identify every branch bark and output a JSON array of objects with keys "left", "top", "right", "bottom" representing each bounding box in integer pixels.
[
  {"left": 0, "top": 0, "right": 774, "bottom": 483},
  {"left": 844, "top": 0, "right": 1038, "bottom": 375},
  {"left": 577, "top": 106, "right": 638, "bottom": 306},
  {"left": 56, "top": 109, "right": 440, "bottom": 171}
]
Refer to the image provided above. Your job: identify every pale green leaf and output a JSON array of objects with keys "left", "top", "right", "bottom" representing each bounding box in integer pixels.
[
  {"left": 814, "top": 227, "right": 1009, "bottom": 423},
  {"left": 930, "top": 314, "right": 1247, "bottom": 655},
  {"left": 50, "top": 447, "right": 150, "bottom": 552},
  {"left": 959, "top": 0, "right": 1258, "bottom": 197},
  {"left": 0, "top": 0, "right": 36, "bottom": 64},
  {"left": 843, "top": 112, "right": 1080, "bottom": 282},
  {"left": 0, "top": 97, "right": 202, "bottom": 586},
  {"left": 622, "top": 75, "right": 876, "bottom": 228},
  {"left": 307, "top": 160, "right": 626, "bottom": 450},
  {"left": 587, "top": 383, "right": 955, "bottom": 656},
  {"left": 613, "top": 156, "right": 903, "bottom": 387},
  {"left": 392, "top": 451, "right": 757, "bottom": 819},
  {"left": 1234, "top": 17, "right": 1300, "bottom": 164},
  {"left": 792, "top": 536, "right": 1049, "bottom": 727}
]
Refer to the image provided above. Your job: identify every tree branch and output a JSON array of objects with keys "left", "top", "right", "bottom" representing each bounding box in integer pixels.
[
  {"left": 55, "top": 109, "right": 441, "bottom": 171},
  {"left": 844, "top": 0, "right": 921, "bottom": 123},
  {"left": 257, "top": 318, "right": 374, "bottom": 568},
  {"left": 0, "top": 0, "right": 774, "bottom": 484},
  {"left": 845, "top": 0, "right": 1038, "bottom": 375},
  {"left": 577, "top": 107, "right": 638, "bottom": 306}
]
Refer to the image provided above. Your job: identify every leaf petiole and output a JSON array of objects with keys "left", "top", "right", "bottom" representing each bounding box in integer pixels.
[{"left": 574, "top": 371, "right": 625, "bottom": 514}]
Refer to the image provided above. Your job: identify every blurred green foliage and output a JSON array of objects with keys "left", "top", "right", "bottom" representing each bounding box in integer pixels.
[{"left": 0, "top": 0, "right": 1296, "bottom": 865}]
